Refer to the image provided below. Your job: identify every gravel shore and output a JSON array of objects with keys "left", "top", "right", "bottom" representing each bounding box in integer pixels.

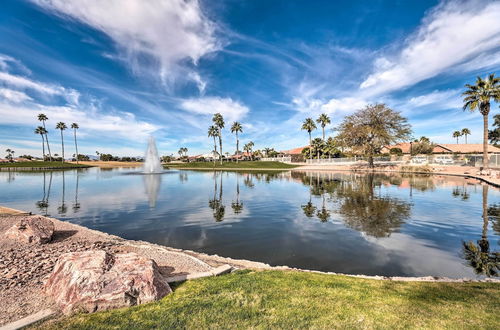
[{"left": 0, "top": 211, "right": 213, "bottom": 326}]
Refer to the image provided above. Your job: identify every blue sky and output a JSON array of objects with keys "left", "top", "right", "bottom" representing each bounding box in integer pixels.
[{"left": 1, "top": 0, "right": 499, "bottom": 157}]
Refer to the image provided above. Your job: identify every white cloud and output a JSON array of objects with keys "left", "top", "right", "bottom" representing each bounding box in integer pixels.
[
  {"left": 360, "top": 0, "right": 500, "bottom": 95},
  {"left": 32, "top": 0, "right": 221, "bottom": 90},
  {"left": 407, "top": 89, "right": 461, "bottom": 108},
  {"left": 179, "top": 96, "right": 249, "bottom": 123},
  {"left": 0, "top": 88, "right": 32, "bottom": 103},
  {"left": 0, "top": 71, "right": 61, "bottom": 95},
  {"left": 0, "top": 101, "right": 160, "bottom": 141}
]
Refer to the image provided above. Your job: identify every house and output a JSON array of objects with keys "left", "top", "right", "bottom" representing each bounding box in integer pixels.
[
  {"left": 433, "top": 144, "right": 500, "bottom": 154},
  {"left": 280, "top": 146, "right": 308, "bottom": 162},
  {"left": 381, "top": 143, "right": 500, "bottom": 155}
]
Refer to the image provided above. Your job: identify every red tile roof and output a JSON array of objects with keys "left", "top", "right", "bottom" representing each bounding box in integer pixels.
[{"left": 281, "top": 146, "right": 307, "bottom": 155}]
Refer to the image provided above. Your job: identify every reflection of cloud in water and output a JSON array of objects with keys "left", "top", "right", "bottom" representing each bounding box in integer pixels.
[{"left": 143, "top": 174, "right": 162, "bottom": 208}]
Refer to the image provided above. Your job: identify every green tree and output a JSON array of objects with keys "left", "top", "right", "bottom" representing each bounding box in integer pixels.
[
  {"left": 311, "top": 137, "right": 325, "bottom": 160},
  {"left": 336, "top": 104, "right": 412, "bottom": 167},
  {"left": 37, "top": 113, "right": 52, "bottom": 161},
  {"left": 5, "top": 148, "right": 15, "bottom": 162},
  {"left": 208, "top": 125, "right": 219, "bottom": 164},
  {"left": 34, "top": 126, "right": 47, "bottom": 160},
  {"left": 461, "top": 128, "right": 471, "bottom": 144},
  {"left": 243, "top": 141, "right": 254, "bottom": 160},
  {"left": 56, "top": 122, "right": 67, "bottom": 163},
  {"left": 462, "top": 73, "right": 500, "bottom": 169},
  {"left": 452, "top": 130, "right": 462, "bottom": 144},
  {"left": 231, "top": 122, "right": 243, "bottom": 163},
  {"left": 488, "top": 114, "right": 500, "bottom": 145},
  {"left": 316, "top": 113, "right": 331, "bottom": 140},
  {"left": 301, "top": 118, "right": 317, "bottom": 160},
  {"left": 212, "top": 113, "right": 225, "bottom": 164},
  {"left": 71, "top": 123, "right": 79, "bottom": 164}
]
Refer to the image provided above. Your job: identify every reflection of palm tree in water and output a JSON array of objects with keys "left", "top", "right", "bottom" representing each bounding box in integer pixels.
[
  {"left": 209, "top": 172, "right": 225, "bottom": 222},
  {"left": 316, "top": 193, "right": 330, "bottom": 222},
  {"left": 243, "top": 173, "right": 254, "bottom": 188},
  {"left": 58, "top": 171, "right": 68, "bottom": 215},
  {"left": 463, "top": 185, "right": 499, "bottom": 277},
  {"left": 36, "top": 171, "right": 52, "bottom": 215},
  {"left": 301, "top": 175, "right": 317, "bottom": 218},
  {"left": 231, "top": 174, "right": 243, "bottom": 214},
  {"left": 73, "top": 172, "right": 80, "bottom": 212}
]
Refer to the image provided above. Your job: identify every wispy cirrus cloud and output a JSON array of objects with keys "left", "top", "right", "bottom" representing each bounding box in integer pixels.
[
  {"left": 31, "top": 0, "right": 222, "bottom": 92},
  {"left": 179, "top": 96, "right": 249, "bottom": 123},
  {"left": 360, "top": 0, "right": 500, "bottom": 95}
]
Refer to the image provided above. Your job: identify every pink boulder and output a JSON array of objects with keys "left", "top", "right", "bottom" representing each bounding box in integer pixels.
[
  {"left": 44, "top": 250, "right": 171, "bottom": 314},
  {"left": 5, "top": 215, "right": 54, "bottom": 244}
]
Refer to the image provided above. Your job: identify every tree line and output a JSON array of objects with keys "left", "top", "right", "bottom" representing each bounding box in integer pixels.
[{"left": 34, "top": 113, "right": 81, "bottom": 163}]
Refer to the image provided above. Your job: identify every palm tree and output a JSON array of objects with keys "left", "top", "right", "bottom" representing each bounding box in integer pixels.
[
  {"left": 178, "top": 148, "right": 183, "bottom": 158},
  {"left": 212, "top": 113, "right": 225, "bottom": 164},
  {"left": 243, "top": 141, "right": 254, "bottom": 160},
  {"left": 38, "top": 113, "right": 52, "bottom": 161},
  {"left": 316, "top": 113, "right": 331, "bottom": 140},
  {"left": 70, "top": 123, "right": 79, "bottom": 164},
  {"left": 208, "top": 125, "right": 219, "bottom": 165},
  {"left": 301, "top": 118, "right": 317, "bottom": 160},
  {"left": 461, "top": 128, "right": 471, "bottom": 144},
  {"left": 56, "top": 122, "right": 67, "bottom": 163},
  {"left": 231, "top": 122, "right": 243, "bottom": 163},
  {"left": 453, "top": 130, "right": 462, "bottom": 144},
  {"left": 462, "top": 73, "right": 500, "bottom": 169},
  {"left": 34, "top": 126, "right": 46, "bottom": 160}
]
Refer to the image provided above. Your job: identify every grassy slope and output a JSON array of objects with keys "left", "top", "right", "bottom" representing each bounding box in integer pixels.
[
  {"left": 0, "top": 161, "right": 91, "bottom": 168},
  {"left": 167, "top": 161, "right": 299, "bottom": 169},
  {"left": 41, "top": 270, "right": 499, "bottom": 329}
]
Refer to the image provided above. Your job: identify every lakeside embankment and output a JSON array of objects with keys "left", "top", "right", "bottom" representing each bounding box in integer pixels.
[
  {"left": 1, "top": 206, "right": 499, "bottom": 328},
  {"left": 0, "top": 161, "right": 92, "bottom": 171}
]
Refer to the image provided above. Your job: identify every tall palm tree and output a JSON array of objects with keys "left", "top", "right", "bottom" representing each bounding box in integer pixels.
[
  {"left": 208, "top": 125, "right": 219, "bottom": 165},
  {"left": 71, "top": 123, "right": 79, "bottom": 164},
  {"left": 461, "top": 128, "right": 471, "bottom": 144},
  {"left": 35, "top": 126, "right": 46, "bottom": 160},
  {"left": 301, "top": 118, "right": 317, "bottom": 160},
  {"left": 453, "top": 130, "right": 462, "bottom": 144},
  {"left": 56, "top": 122, "right": 67, "bottom": 163},
  {"left": 38, "top": 113, "right": 52, "bottom": 161},
  {"left": 316, "top": 113, "right": 331, "bottom": 140},
  {"left": 462, "top": 73, "right": 500, "bottom": 169},
  {"left": 231, "top": 121, "right": 243, "bottom": 163},
  {"left": 212, "top": 113, "right": 225, "bottom": 164}
]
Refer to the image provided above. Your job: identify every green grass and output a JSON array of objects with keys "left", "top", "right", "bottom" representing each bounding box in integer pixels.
[
  {"left": 0, "top": 161, "right": 91, "bottom": 168},
  {"left": 39, "top": 270, "right": 499, "bottom": 329},
  {"left": 166, "top": 161, "right": 299, "bottom": 169}
]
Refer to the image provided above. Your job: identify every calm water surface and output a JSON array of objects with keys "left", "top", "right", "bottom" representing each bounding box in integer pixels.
[{"left": 1, "top": 168, "right": 499, "bottom": 278}]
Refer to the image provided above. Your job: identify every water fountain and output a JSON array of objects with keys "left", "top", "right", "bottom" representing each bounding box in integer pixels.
[{"left": 143, "top": 136, "right": 163, "bottom": 174}]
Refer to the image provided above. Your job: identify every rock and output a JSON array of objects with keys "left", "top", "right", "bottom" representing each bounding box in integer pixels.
[
  {"left": 5, "top": 216, "right": 54, "bottom": 244},
  {"left": 44, "top": 250, "right": 171, "bottom": 314}
]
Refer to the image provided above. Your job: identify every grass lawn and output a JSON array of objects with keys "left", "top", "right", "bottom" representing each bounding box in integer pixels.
[
  {"left": 40, "top": 270, "right": 499, "bottom": 329},
  {"left": 0, "top": 161, "right": 91, "bottom": 168},
  {"left": 167, "top": 161, "right": 299, "bottom": 169}
]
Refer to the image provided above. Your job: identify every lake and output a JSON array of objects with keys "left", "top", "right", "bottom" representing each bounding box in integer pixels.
[{"left": 1, "top": 167, "right": 498, "bottom": 278}]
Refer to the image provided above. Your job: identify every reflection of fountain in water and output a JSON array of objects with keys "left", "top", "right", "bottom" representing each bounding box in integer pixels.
[
  {"left": 143, "top": 136, "right": 163, "bottom": 174},
  {"left": 143, "top": 174, "right": 162, "bottom": 208}
]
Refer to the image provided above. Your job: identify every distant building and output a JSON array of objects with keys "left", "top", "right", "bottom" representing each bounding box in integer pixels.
[
  {"left": 381, "top": 143, "right": 500, "bottom": 154},
  {"left": 280, "top": 146, "right": 308, "bottom": 162}
]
